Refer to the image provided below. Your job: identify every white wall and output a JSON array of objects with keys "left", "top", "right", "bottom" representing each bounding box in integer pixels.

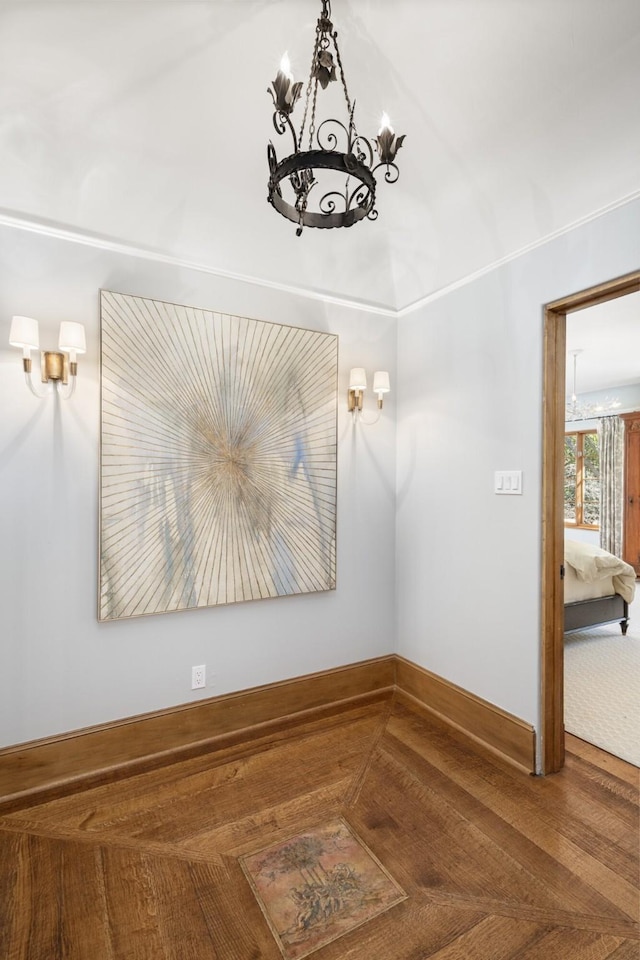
[
  {"left": 395, "top": 199, "right": 640, "bottom": 762},
  {"left": 2, "top": 199, "right": 638, "bottom": 757},
  {"left": 0, "top": 225, "right": 397, "bottom": 748},
  {"left": 565, "top": 528, "right": 600, "bottom": 547}
]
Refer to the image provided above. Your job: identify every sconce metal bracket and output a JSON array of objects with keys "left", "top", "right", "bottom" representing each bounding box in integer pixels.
[
  {"left": 347, "top": 388, "right": 363, "bottom": 413},
  {"left": 41, "top": 351, "right": 69, "bottom": 385}
]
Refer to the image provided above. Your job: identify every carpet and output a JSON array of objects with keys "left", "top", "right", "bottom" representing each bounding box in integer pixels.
[
  {"left": 240, "top": 817, "right": 407, "bottom": 959},
  {"left": 564, "top": 624, "right": 640, "bottom": 767}
]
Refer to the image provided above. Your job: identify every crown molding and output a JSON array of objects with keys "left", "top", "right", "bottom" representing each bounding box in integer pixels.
[
  {"left": 0, "top": 209, "right": 397, "bottom": 318},
  {"left": 396, "top": 189, "right": 640, "bottom": 318},
  {"left": 2, "top": 188, "right": 639, "bottom": 321}
]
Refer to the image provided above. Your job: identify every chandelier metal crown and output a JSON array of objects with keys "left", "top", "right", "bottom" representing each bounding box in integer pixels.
[{"left": 267, "top": 0, "right": 405, "bottom": 236}]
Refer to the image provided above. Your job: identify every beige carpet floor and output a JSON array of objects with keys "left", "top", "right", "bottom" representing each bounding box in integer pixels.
[{"left": 564, "top": 601, "right": 640, "bottom": 767}]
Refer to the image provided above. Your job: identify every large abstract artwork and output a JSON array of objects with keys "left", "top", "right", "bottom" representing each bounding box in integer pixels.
[{"left": 99, "top": 291, "right": 337, "bottom": 621}]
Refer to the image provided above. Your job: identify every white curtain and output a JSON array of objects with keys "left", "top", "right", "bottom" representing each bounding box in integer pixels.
[{"left": 599, "top": 416, "right": 624, "bottom": 556}]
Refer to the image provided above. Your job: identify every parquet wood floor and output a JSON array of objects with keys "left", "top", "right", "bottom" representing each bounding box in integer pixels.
[{"left": 1, "top": 697, "right": 638, "bottom": 959}]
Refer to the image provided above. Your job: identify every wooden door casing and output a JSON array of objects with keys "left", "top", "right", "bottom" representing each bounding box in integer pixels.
[{"left": 542, "top": 271, "right": 640, "bottom": 774}]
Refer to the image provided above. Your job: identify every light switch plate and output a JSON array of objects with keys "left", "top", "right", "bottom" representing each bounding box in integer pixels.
[{"left": 494, "top": 470, "right": 523, "bottom": 495}]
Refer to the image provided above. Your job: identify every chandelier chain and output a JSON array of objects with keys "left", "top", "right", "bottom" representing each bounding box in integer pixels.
[
  {"left": 299, "top": 16, "right": 322, "bottom": 149},
  {"left": 332, "top": 30, "right": 354, "bottom": 131},
  {"left": 309, "top": 81, "right": 320, "bottom": 150}
]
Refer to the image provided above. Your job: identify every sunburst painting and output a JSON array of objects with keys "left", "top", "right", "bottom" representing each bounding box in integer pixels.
[{"left": 99, "top": 291, "right": 338, "bottom": 621}]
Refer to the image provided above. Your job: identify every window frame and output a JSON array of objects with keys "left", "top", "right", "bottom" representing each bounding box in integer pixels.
[{"left": 564, "top": 428, "right": 599, "bottom": 530}]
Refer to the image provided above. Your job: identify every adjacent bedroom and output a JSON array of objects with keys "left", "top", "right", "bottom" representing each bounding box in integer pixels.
[{"left": 563, "top": 292, "right": 640, "bottom": 767}]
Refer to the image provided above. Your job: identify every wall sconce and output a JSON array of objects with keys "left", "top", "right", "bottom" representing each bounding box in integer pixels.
[
  {"left": 348, "top": 367, "right": 390, "bottom": 420},
  {"left": 9, "top": 316, "right": 86, "bottom": 399}
]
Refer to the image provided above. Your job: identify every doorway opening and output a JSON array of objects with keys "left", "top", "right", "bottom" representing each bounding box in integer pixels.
[{"left": 541, "top": 271, "right": 640, "bottom": 774}]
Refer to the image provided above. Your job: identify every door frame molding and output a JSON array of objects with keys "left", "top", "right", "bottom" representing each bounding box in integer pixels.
[{"left": 541, "top": 270, "right": 640, "bottom": 774}]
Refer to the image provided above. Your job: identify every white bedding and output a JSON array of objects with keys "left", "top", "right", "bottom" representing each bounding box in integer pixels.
[
  {"left": 563, "top": 563, "right": 617, "bottom": 603},
  {"left": 564, "top": 539, "right": 636, "bottom": 605}
]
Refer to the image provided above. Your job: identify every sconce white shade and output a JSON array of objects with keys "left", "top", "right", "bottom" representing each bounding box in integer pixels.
[
  {"left": 58, "top": 321, "right": 86, "bottom": 356},
  {"left": 349, "top": 367, "right": 367, "bottom": 391},
  {"left": 373, "top": 371, "right": 390, "bottom": 395},
  {"left": 9, "top": 315, "right": 39, "bottom": 351}
]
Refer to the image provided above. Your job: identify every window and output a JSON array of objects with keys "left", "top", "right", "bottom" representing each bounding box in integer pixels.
[{"left": 564, "top": 429, "right": 599, "bottom": 528}]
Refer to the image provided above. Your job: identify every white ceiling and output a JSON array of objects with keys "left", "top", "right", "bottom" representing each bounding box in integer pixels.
[
  {"left": 0, "top": 0, "right": 639, "bottom": 312},
  {"left": 566, "top": 291, "right": 640, "bottom": 394}
]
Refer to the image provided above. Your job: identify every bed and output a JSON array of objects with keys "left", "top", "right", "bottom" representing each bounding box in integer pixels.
[{"left": 564, "top": 539, "right": 636, "bottom": 635}]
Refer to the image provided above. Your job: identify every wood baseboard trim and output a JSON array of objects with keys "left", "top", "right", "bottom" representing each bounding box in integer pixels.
[
  {"left": 394, "top": 657, "right": 536, "bottom": 774},
  {"left": 0, "top": 654, "right": 535, "bottom": 812},
  {"left": 0, "top": 657, "right": 395, "bottom": 813}
]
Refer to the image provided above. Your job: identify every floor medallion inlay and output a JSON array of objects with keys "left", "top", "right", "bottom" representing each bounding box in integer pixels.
[{"left": 240, "top": 817, "right": 408, "bottom": 959}]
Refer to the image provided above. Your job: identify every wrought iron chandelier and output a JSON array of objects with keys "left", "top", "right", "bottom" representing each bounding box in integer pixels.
[{"left": 267, "top": 0, "right": 405, "bottom": 236}]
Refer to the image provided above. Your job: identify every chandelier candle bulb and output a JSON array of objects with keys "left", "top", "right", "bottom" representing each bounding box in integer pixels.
[
  {"left": 280, "top": 52, "right": 293, "bottom": 85},
  {"left": 375, "top": 113, "right": 405, "bottom": 165},
  {"left": 379, "top": 113, "right": 393, "bottom": 135}
]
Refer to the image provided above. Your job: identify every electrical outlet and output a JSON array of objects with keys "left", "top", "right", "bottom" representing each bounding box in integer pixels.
[{"left": 191, "top": 664, "right": 206, "bottom": 690}]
